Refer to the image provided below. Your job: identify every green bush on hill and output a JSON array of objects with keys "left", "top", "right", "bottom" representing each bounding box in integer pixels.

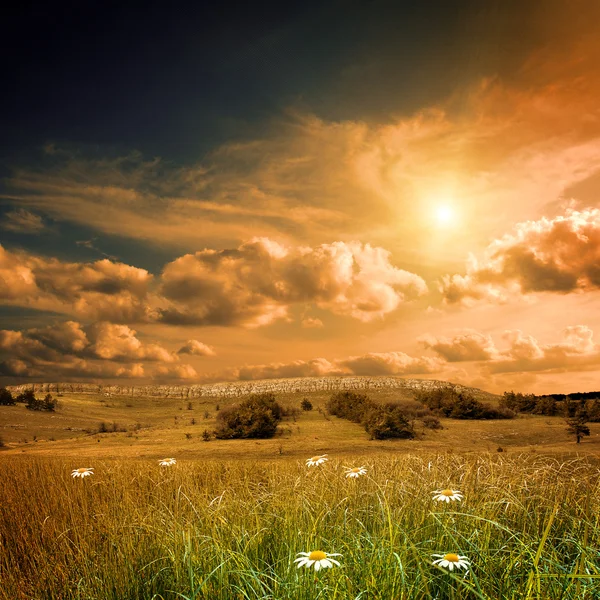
[
  {"left": 214, "top": 393, "right": 283, "bottom": 439},
  {"left": 416, "top": 388, "right": 514, "bottom": 419}
]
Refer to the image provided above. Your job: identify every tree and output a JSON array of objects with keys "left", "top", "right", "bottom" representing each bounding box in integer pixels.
[
  {"left": 0, "top": 388, "right": 15, "bottom": 406},
  {"left": 16, "top": 390, "right": 36, "bottom": 405},
  {"left": 566, "top": 416, "right": 590, "bottom": 444},
  {"left": 362, "top": 404, "right": 415, "bottom": 440}
]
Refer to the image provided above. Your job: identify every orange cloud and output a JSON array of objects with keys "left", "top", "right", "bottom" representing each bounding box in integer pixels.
[
  {"left": 0, "top": 245, "right": 154, "bottom": 322},
  {"left": 0, "top": 321, "right": 192, "bottom": 380},
  {"left": 418, "top": 330, "right": 500, "bottom": 362},
  {"left": 177, "top": 339, "right": 216, "bottom": 356},
  {"left": 440, "top": 209, "right": 600, "bottom": 305},
  {"left": 158, "top": 237, "right": 427, "bottom": 326},
  {"left": 2, "top": 209, "right": 45, "bottom": 233}
]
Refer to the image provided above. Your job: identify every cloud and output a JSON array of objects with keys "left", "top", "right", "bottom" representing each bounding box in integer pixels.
[
  {"left": 0, "top": 245, "right": 154, "bottom": 323},
  {"left": 440, "top": 209, "right": 600, "bottom": 305},
  {"left": 158, "top": 237, "right": 427, "bottom": 327},
  {"left": 177, "top": 339, "right": 216, "bottom": 356},
  {"left": 1, "top": 209, "right": 45, "bottom": 233},
  {"left": 0, "top": 320, "right": 184, "bottom": 380},
  {"left": 418, "top": 330, "right": 500, "bottom": 362},
  {"left": 301, "top": 316, "right": 324, "bottom": 329},
  {"left": 217, "top": 350, "right": 443, "bottom": 381},
  {"left": 154, "top": 364, "right": 198, "bottom": 380},
  {"left": 487, "top": 325, "right": 600, "bottom": 374}
]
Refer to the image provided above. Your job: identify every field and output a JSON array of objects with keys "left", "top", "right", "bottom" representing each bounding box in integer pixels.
[{"left": 2, "top": 388, "right": 600, "bottom": 599}]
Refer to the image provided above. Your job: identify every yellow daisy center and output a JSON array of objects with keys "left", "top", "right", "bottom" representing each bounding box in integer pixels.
[
  {"left": 351, "top": 467, "right": 361, "bottom": 473},
  {"left": 441, "top": 489, "right": 454, "bottom": 496},
  {"left": 77, "top": 468, "right": 88, "bottom": 473},
  {"left": 310, "top": 456, "right": 322, "bottom": 462},
  {"left": 308, "top": 551, "right": 327, "bottom": 561},
  {"left": 443, "top": 553, "right": 460, "bottom": 562}
]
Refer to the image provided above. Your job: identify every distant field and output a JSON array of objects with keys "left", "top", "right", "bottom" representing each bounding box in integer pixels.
[{"left": 2, "top": 388, "right": 600, "bottom": 459}]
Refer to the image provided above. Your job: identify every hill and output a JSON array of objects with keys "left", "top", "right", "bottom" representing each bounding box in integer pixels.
[{"left": 6, "top": 375, "right": 499, "bottom": 401}]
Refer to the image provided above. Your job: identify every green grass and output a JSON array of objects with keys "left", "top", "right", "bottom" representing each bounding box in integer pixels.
[{"left": 2, "top": 453, "right": 600, "bottom": 599}]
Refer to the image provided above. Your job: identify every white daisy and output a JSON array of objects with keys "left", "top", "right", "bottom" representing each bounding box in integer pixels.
[
  {"left": 159, "top": 458, "right": 177, "bottom": 467},
  {"left": 71, "top": 467, "right": 94, "bottom": 478},
  {"left": 432, "top": 488, "right": 463, "bottom": 503},
  {"left": 432, "top": 553, "right": 470, "bottom": 572},
  {"left": 294, "top": 550, "right": 342, "bottom": 571},
  {"left": 344, "top": 466, "right": 367, "bottom": 478},
  {"left": 306, "top": 454, "right": 328, "bottom": 467}
]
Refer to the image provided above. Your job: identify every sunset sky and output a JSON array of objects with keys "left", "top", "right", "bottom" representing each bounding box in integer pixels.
[{"left": 2, "top": 0, "right": 600, "bottom": 394}]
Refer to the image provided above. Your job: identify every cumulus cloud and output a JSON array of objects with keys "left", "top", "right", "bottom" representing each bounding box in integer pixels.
[
  {"left": 154, "top": 364, "right": 198, "bottom": 380},
  {"left": 0, "top": 245, "right": 154, "bottom": 322},
  {"left": 158, "top": 237, "right": 427, "bottom": 327},
  {"left": 440, "top": 209, "right": 600, "bottom": 305},
  {"left": 488, "top": 325, "right": 600, "bottom": 374},
  {"left": 0, "top": 321, "right": 188, "bottom": 380},
  {"left": 177, "top": 339, "right": 216, "bottom": 356},
  {"left": 2, "top": 209, "right": 45, "bottom": 233},
  {"left": 418, "top": 330, "right": 500, "bottom": 362}
]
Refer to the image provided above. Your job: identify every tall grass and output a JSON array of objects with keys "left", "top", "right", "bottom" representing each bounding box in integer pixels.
[{"left": 1, "top": 453, "right": 600, "bottom": 599}]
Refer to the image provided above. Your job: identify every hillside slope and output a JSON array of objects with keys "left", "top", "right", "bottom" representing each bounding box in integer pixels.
[{"left": 6, "top": 376, "right": 499, "bottom": 402}]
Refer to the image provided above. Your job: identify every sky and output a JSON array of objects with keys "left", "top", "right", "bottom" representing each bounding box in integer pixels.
[{"left": 2, "top": 0, "right": 600, "bottom": 394}]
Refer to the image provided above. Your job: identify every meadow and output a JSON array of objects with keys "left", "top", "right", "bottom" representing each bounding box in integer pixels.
[
  {"left": 2, "top": 389, "right": 600, "bottom": 599},
  {"left": 1, "top": 453, "right": 600, "bottom": 599}
]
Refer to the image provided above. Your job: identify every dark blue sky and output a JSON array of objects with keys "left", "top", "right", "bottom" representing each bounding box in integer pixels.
[{"left": 2, "top": 0, "right": 539, "bottom": 166}]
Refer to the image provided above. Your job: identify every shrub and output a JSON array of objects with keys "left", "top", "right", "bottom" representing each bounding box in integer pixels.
[
  {"left": 300, "top": 398, "right": 313, "bottom": 411},
  {"left": 362, "top": 404, "right": 415, "bottom": 440},
  {"left": 16, "top": 390, "right": 36, "bottom": 405},
  {"left": 421, "top": 415, "right": 443, "bottom": 429},
  {"left": 417, "top": 388, "right": 514, "bottom": 420},
  {"left": 214, "top": 393, "right": 283, "bottom": 440},
  {"left": 23, "top": 393, "right": 57, "bottom": 412},
  {"left": 202, "top": 429, "right": 212, "bottom": 442},
  {"left": 0, "top": 388, "right": 15, "bottom": 406},
  {"left": 326, "top": 391, "right": 373, "bottom": 423}
]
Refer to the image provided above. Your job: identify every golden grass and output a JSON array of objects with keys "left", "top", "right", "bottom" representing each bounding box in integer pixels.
[{"left": 1, "top": 453, "right": 600, "bottom": 599}]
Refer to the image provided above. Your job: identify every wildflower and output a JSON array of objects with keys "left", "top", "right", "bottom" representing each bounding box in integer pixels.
[
  {"left": 306, "top": 454, "right": 328, "bottom": 467},
  {"left": 71, "top": 467, "right": 94, "bottom": 478},
  {"left": 159, "top": 458, "right": 177, "bottom": 467},
  {"left": 294, "top": 550, "right": 342, "bottom": 571},
  {"left": 432, "top": 553, "right": 470, "bottom": 572},
  {"left": 344, "top": 466, "right": 367, "bottom": 478},
  {"left": 432, "top": 488, "right": 463, "bottom": 503}
]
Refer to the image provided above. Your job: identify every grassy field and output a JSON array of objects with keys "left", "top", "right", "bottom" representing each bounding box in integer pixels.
[
  {"left": 1, "top": 453, "right": 600, "bottom": 599},
  {"left": 2, "top": 389, "right": 600, "bottom": 458},
  {"left": 2, "top": 389, "right": 600, "bottom": 599}
]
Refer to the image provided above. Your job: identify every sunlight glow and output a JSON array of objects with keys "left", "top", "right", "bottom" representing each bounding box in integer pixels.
[{"left": 435, "top": 205, "right": 455, "bottom": 226}]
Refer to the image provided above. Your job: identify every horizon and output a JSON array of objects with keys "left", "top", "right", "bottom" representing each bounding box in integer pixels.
[{"left": 3, "top": 0, "right": 600, "bottom": 395}]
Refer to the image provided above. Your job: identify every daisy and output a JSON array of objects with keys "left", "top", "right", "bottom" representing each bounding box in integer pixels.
[
  {"left": 306, "top": 454, "right": 328, "bottom": 467},
  {"left": 294, "top": 550, "right": 342, "bottom": 571},
  {"left": 432, "top": 488, "right": 463, "bottom": 503},
  {"left": 432, "top": 553, "right": 470, "bottom": 572},
  {"left": 344, "top": 466, "right": 367, "bottom": 478},
  {"left": 159, "top": 458, "right": 177, "bottom": 467},
  {"left": 71, "top": 467, "right": 94, "bottom": 478}
]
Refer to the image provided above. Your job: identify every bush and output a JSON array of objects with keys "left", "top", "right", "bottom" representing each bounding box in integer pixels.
[
  {"left": 362, "top": 404, "right": 415, "bottom": 440},
  {"left": 0, "top": 388, "right": 15, "bottom": 406},
  {"left": 421, "top": 415, "right": 443, "bottom": 429},
  {"left": 326, "top": 391, "right": 373, "bottom": 423},
  {"left": 16, "top": 390, "right": 36, "bottom": 405},
  {"left": 23, "top": 393, "right": 57, "bottom": 412},
  {"left": 300, "top": 398, "right": 313, "bottom": 411},
  {"left": 214, "top": 393, "right": 283, "bottom": 439},
  {"left": 416, "top": 388, "right": 514, "bottom": 420}
]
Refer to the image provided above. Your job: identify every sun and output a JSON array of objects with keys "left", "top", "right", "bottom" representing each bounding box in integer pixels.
[{"left": 435, "top": 205, "right": 455, "bottom": 226}]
